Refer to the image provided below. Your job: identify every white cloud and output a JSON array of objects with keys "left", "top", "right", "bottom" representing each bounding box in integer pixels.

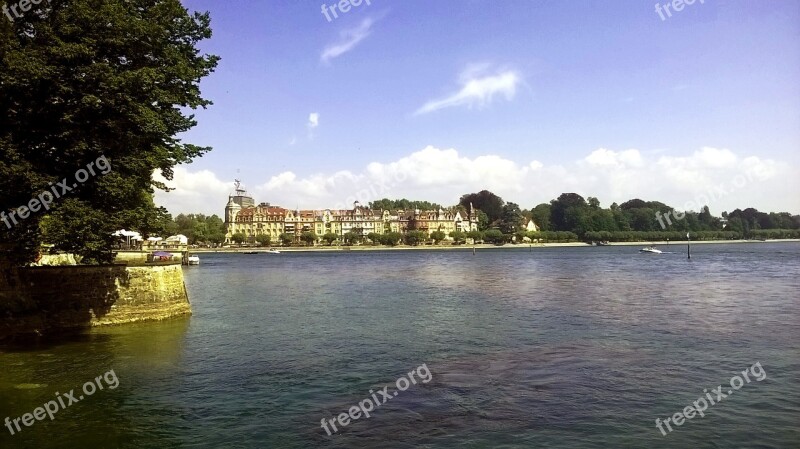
[
  {"left": 308, "top": 113, "right": 319, "bottom": 128},
  {"left": 364, "top": 146, "right": 529, "bottom": 189},
  {"left": 153, "top": 167, "right": 231, "bottom": 215},
  {"left": 307, "top": 112, "right": 319, "bottom": 139},
  {"left": 583, "top": 148, "right": 644, "bottom": 168},
  {"left": 415, "top": 67, "right": 521, "bottom": 115},
  {"left": 154, "top": 147, "right": 799, "bottom": 216},
  {"left": 320, "top": 18, "right": 374, "bottom": 63}
]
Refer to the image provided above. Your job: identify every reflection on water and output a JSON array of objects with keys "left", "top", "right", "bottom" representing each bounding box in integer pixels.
[
  {"left": 1, "top": 243, "right": 799, "bottom": 448},
  {"left": 0, "top": 318, "right": 189, "bottom": 448}
]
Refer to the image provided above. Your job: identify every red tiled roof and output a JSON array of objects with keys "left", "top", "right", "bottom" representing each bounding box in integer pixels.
[{"left": 237, "top": 206, "right": 287, "bottom": 217}]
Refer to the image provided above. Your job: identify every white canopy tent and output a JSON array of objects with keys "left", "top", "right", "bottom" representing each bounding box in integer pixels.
[
  {"left": 165, "top": 234, "right": 188, "bottom": 245},
  {"left": 114, "top": 230, "right": 143, "bottom": 247}
]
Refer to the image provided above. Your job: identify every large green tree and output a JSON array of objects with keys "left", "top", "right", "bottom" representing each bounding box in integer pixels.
[
  {"left": 0, "top": 0, "right": 218, "bottom": 265},
  {"left": 530, "top": 203, "right": 552, "bottom": 231},
  {"left": 171, "top": 213, "right": 226, "bottom": 244},
  {"left": 459, "top": 190, "right": 505, "bottom": 224},
  {"left": 550, "top": 193, "right": 589, "bottom": 236},
  {"left": 499, "top": 202, "right": 524, "bottom": 234}
]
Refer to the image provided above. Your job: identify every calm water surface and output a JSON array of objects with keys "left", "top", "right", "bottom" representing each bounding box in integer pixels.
[{"left": 1, "top": 243, "right": 799, "bottom": 448}]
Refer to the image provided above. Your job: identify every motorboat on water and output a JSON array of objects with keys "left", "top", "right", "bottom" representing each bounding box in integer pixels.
[
  {"left": 187, "top": 255, "right": 200, "bottom": 265},
  {"left": 639, "top": 246, "right": 662, "bottom": 254},
  {"left": 266, "top": 248, "right": 281, "bottom": 254}
]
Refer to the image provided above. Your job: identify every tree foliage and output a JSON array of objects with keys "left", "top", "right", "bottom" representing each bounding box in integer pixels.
[
  {"left": 172, "top": 214, "right": 225, "bottom": 244},
  {"left": 449, "top": 230, "right": 466, "bottom": 244},
  {"left": 404, "top": 230, "right": 427, "bottom": 246},
  {"left": 342, "top": 231, "right": 359, "bottom": 245},
  {"left": 530, "top": 203, "right": 552, "bottom": 231},
  {"left": 322, "top": 232, "right": 338, "bottom": 246},
  {"left": 255, "top": 234, "right": 271, "bottom": 246},
  {"left": 0, "top": 0, "right": 218, "bottom": 265},
  {"left": 379, "top": 232, "right": 402, "bottom": 246},
  {"left": 499, "top": 202, "right": 523, "bottom": 234},
  {"left": 369, "top": 198, "right": 441, "bottom": 211},
  {"left": 483, "top": 229, "right": 505, "bottom": 244},
  {"left": 430, "top": 230, "right": 446, "bottom": 243},
  {"left": 279, "top": 233, "right": 293, "bottom": 245},
  {"left": 466, "top": 230, "right": 484, "bottom": 242},
  {"left": 300, "top": 231, "right": 317, "bottom": 246},
  {"left": 459, "top": 190, "right": 505, "bottom": 225}
]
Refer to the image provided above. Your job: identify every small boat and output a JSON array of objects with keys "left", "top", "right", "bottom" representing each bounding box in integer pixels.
[
  {"left": 639, "top": 246, "right": 662, "bottom": 254},
  {"left": 187, "top": 255, "right": 200, "bottom": 265},
  {"left": 266, "top": 248, "right": 281, "bottom": 254},
  {"left": 242, "top": 251, "right": 259, "bottom": 254}
]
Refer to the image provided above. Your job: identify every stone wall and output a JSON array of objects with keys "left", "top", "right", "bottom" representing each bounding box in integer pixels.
[{"left": 0, "top": 264, "right": 191, "bottom": 339}]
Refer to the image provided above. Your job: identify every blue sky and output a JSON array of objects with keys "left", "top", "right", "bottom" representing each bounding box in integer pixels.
[{"left": 158, "top": 0, "right": 800, "bottom": 215}]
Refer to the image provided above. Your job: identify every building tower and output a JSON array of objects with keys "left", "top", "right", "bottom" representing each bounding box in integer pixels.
[
  {"left": 225, "top": 196, "right": 241, "bottom": 224},
  {"left": 224, "top": 179, "right": 253, "bottom": 241}
]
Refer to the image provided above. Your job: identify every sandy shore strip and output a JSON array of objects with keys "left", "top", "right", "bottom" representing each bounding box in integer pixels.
[{"left": 190, "top": 239, "right": 800, "bottom": 253}]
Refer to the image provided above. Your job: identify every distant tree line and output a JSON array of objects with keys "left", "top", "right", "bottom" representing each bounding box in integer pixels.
[
  {"left": 368, "top": 199, "right": 442, "bottom": 211},
  {"left": 460, "top": 191, "right": 799, "bottom": 243},
  {"left": 177, "top": 191, "right": 800, "bottom": 248},
  {"left": 167, "top": 214, "right": 227, "bottom": 245}
]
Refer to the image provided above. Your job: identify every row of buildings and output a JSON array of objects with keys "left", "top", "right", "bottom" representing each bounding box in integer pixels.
[{"left": 223, "top": 181, "right": 481, "bottom": 244}]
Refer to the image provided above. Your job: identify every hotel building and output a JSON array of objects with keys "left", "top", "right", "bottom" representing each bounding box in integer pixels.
[{"left": 223, "top": 181, "right": 479, "bottom": 244}]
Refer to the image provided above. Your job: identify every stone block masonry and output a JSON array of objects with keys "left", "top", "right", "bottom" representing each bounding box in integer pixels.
[{"left": 0, "top": 263, "right": 191, "bottom": 339}]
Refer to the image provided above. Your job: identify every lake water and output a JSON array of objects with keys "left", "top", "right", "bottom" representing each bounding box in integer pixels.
[{"left": 1, "top": 243, "right": 799, "bottom": 448}]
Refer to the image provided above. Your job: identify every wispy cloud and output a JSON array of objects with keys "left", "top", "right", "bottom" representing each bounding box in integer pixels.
[
  {"left": 308, "top": 113, "right": 319, "bottom": 128},
  {"left": 307, "top": 112, "right": 319, "bottom": 139},
  {"left": 320, "top": 18, "right": 374, "bottom": 63},
  {"left": 415, "top": 66, "right": 521, "bottom": 115}
]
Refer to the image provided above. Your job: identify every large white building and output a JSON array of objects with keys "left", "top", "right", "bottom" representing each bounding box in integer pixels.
[{"left": 223, "top": 181, "right": 479, "bottom": 244}]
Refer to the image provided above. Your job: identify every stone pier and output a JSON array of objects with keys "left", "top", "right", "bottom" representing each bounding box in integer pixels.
[{"left": 0, "top": 263, "right": 191, "bottom": 339}]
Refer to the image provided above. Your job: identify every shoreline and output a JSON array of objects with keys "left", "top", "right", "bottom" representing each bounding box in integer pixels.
[{"left": 191, "top": 239, "right": 800, "bottom": 253}]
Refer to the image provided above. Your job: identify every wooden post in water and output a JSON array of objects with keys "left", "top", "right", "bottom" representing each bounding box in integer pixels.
[{"left": 687, "top": 232, "right": 691, "bottom": 259}]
